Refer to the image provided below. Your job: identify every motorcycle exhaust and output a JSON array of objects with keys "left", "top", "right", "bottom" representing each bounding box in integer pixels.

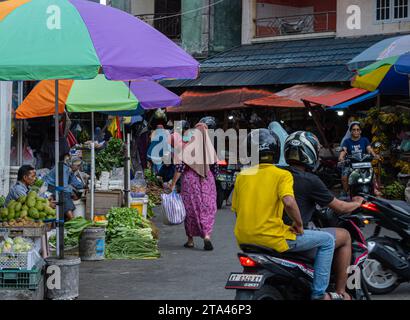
[{"left": 367, "top": 241, "right": 410, "bottom": 278}]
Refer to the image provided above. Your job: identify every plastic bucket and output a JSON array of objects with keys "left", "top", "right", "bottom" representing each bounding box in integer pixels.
[
  {"left": 130, "top": 196, "right": 148, "bottom": 218},
  {"left": 45, "top": 256, "right": 81, "bottom": 300},
  {"left": 79, "top": 227, "right": 105, "bottom": 261}
]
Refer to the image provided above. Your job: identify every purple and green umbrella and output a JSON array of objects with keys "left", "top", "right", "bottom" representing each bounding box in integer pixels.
[
  {"left": 0, "top": 0, "right": 198, "bottom": 257},
  {"left": 0, "top": 0, "right": 199, "bottom": 81}
]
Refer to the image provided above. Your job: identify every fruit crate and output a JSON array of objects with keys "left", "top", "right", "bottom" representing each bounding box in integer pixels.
[
  {"left": 0, "top": 249, "right": 43, "bottom": 270},
  {"left": 0, "top": 262, "right": 44, "bottom": 290}
]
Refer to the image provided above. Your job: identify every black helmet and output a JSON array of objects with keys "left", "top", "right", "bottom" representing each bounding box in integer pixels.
[
  {"left": 247, "top": 128, "right": 280, "bottom": 164},
  {"left": 198, "top": 116, "right": 217, "bottom": 130},
  {"left": 284, "top": 131, "right": 320, "bottom": 170}
]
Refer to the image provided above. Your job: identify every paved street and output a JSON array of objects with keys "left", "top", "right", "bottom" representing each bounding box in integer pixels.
[{"left": 79, "top": 207, "right": 410, "bottom": 300}]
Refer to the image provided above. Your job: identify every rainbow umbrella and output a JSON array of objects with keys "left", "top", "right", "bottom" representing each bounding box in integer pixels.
[
  {"left": 15, "top": 75, "right": 181, "bottom": 119},
  {"left": 347, "top": 35, "right": 410, "bottom": 71},
  {"left": 0, "top": 0, "right": 199, "bottom": 81},
  {"left": 352, "top": 54, "right": 410, "bottom": 96}
]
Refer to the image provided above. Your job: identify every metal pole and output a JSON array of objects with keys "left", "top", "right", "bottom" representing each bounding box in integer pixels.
[
  {"left": 17, "top": 81, "right": 23, "bottom": 166},
  {"left": 90, "top": 112, "right": 95, "bottom": 221},
  {"left": 58, "top": 161, "right": 64, "bottom": 259},
  {"left": 124, "top": 133, "right": 131, "bottom": 207},
  {"left": 54, "top": 80, "right": 64, "bottom": 259}
]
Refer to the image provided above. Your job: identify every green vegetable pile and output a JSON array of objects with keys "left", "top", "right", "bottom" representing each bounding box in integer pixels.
[
  {"left": 105, "top": 228, "right": 160, "bottom": 259},
  {"left": 105, "top": 207, "right": 160, "bottom": 259},
  {"left": 383, "top": 181, "right": 406, "bottom": 200},
  {"left": 96, "top": 138, "right": 125, "bottom": 177},
  {"left": 49, "top": 217, "right": 92, "bottom": 248}
]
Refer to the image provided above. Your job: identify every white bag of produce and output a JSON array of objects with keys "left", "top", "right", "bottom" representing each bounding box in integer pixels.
[{"left": 161, "top": 191, "right": 186, "bottom": 225}]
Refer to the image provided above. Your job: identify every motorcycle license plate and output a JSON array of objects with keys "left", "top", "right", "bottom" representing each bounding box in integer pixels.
[
  {"left": 225, "top": 273, "right": 265, "bottom": 290},
  {"left": 352, "top": 162, "right": 372, "bottom": 169}
]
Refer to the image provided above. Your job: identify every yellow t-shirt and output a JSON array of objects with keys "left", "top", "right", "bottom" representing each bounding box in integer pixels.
[{"left": 232, "top": 164, "right": 296, "bottom": 253}]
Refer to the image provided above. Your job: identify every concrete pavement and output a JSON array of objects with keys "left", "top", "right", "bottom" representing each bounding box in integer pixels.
[{"left": 78, "top": 207, "right": 410, "bottom": 300}]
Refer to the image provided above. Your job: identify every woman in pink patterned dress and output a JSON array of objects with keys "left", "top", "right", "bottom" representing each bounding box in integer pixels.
[{"left": 169, "top": 123, "right": 218, "bottom": 251}]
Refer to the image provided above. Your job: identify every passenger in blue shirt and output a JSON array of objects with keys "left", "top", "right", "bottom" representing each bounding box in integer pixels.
[
  {"left": 44, "top": 154, "right": 84, "bottom": 220},
  {"left": 5, "top": 165, "right": 36, "bottom": 206},
  {"left": 338, "top": 122, "right": 379, "bottom": 194}
]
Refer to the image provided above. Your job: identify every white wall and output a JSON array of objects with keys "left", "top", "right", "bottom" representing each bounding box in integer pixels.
[
  {"left": 0, "top": 82, "right": 12, "bottom": 196},
  {"left": 242, "top": 0, "right": 256, "bottom": 44},
  {"left": 338, "top": 0, "right": 410, "bottom": 37}
]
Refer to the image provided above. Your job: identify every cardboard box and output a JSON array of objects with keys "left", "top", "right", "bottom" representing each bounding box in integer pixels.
[{"left": 85, "top": 190, "right": 123, "bottom": 219}]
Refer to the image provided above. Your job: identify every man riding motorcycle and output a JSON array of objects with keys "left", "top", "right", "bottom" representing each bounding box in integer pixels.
[
  {"left": 283, "top": 131, "right": 364, "bottom": 300},
  {"left": 338, "top": 122, "right": 379, "bottom": 195},
  {"left": 231, "top": 128, "right": 337, "bottom": 300}
]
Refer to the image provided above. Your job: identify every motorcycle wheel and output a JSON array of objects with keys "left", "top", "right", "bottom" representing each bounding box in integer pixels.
[
  {"left": 362, "top": 238, "right": 400, "bottom": 295},
  {"left": 216, "top": 183, "right": 225, "bottom": 209},
  {"left": 235, "top": 285, "right": 284, "bottom": 300}
]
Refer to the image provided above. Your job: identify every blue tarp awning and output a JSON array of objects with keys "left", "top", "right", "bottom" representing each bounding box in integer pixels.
[{"left": 328, "top": 89, "right": 379, "bottom": 110}]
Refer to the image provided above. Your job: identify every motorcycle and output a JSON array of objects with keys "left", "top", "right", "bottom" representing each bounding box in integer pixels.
[
  {"left": 358, "top": 194, "right": 410, "bottom": 294},
  {"left": 342, "top": 153, "right": 375, "bottom": 197},
  {"left": 225, "top": 210, "right": 371, "bottom": 300},
  {"left": 216, "top": 161, "right": 239, "bottom": 209}
]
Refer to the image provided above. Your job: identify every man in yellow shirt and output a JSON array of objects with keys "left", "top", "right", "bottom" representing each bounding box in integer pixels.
[{"left": 232, "top": 129, "right": 336, "bottom": 300}]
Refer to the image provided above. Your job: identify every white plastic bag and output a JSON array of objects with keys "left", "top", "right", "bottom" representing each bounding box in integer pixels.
[{"left": 161, "top": 191, "right": 186, "bottom": 225}]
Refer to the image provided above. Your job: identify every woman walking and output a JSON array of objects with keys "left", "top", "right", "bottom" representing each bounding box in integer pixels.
[{"left": 169, "top": 123, "right": 218, "bottom": 251}]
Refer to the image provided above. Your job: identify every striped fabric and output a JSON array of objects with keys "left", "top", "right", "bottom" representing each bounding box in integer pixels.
[{"left": 161, "top": 191, "right": 186, "bottom": 225}]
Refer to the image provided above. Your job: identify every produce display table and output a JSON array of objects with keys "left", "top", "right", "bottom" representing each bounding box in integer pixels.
[{"left": 0, "top": 222, "right": 55, "bottom": 258}]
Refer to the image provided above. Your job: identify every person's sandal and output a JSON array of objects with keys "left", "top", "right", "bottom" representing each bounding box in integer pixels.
[
  {"left": 312, "top": 292, "right": 344, "bottom": 300},
  {"left": 203, "top": 239, "right": 214, "bottom": 251},
  {"left": 183, "top": 242, "right": 194, "bottom": 248}
]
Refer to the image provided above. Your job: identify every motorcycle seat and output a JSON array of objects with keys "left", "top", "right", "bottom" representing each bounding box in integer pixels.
[
  {"left": 240, "top": 244, "right": 314, "bottom": 265},
  {"left": 378, "top": 199, "right": 410, "bottom": 215}
]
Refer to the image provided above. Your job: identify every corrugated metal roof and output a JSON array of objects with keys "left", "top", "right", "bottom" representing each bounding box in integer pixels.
[{"left": 162, "top": 33, "right": 408, "bottom": 88}]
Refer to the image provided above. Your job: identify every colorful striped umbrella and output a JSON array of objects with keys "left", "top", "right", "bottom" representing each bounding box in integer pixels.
[
  {"left": 16, "top": 75, "right": 181, "bottom": 118},
  {"left": 0, "top": 0, "right": 199, "bottom": 81},
  {"left": 352, "top": 54, "right": 410, "bottom": 96},
  {"left": 347, "top": 35, "right": 410, "bottom": 71}
]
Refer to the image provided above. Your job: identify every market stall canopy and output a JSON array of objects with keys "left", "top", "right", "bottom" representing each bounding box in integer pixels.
[
  {"left": 352, "top": 55, "right": 410, "bottom": 96},
  {"left": 347, "top": 34, "right": 410, "bottom": 71},
  {"left": 0, "top": 0, "right": 199, "bottom": 81},
  {"left": 166, "top": 88, "right": 274, "bottom": 113},
  {"left": 244, "top": 85, "right": 341, "bottom": 108},
  {"left": 302, "top": 87, "right": 377, "bottom": 109},
  {"left": 16, "top": 75, "right": 181, "bottom": 119}
]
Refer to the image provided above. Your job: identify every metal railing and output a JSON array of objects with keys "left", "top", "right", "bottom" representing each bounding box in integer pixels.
[
  {"left": 136, "top": 13, "right": 181, "bottom": 40},
  {"left": 255, "top": 11, "right": 336, "bottom": 38}
]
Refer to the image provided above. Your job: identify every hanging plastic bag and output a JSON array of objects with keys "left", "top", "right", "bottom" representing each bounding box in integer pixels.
[{"left": 160, "top": 191, "right": 186, "bottom": 225}]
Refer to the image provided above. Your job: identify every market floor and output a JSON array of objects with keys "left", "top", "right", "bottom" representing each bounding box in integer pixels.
[
  {"left": 78, "top": 206, "right": 239, "bottom": 300},
  {"left": 78, "top": 208, "right": 410, "bottom": 300}
]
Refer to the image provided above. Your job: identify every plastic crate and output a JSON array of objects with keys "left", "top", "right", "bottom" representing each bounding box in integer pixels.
[
  {"left": 0, "top": 263, "right": 43, "bottom": 290},
  {"left": 0, "top": 249, "right": 42, "bottom": 270}
]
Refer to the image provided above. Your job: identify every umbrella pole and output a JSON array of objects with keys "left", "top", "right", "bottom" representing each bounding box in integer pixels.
[
  {"left": 55, "top": 80, "right": 64, "bottom": 259},
  {"left": 91, "top": 112, "right": 95, "bottom": 221}
]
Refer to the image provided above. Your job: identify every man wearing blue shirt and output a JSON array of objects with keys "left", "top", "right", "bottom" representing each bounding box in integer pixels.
[
  {"left": 338, "top": 122, "right": 379, "bottom": 194},
  {"left": 44, "top": 154, "right": 84, "bottom": 220},
  {"left": 6, "top": 165, "right": 36, "bottom": 205}
]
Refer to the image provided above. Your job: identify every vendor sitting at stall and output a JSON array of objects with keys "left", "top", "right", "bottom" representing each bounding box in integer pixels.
[
  {"left": 5, "top": 165, "right": 37, "bottom": 205},
  {"left": 43, "top": 154, "right": 85, "bottom": 221}
]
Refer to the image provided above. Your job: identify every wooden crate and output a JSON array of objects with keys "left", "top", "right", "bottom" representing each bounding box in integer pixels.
[{"left": 85, "top": 190, "right": 123, "bottom": 219}]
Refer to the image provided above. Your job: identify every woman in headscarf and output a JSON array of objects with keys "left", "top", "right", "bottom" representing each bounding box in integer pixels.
[{"left": 169, "top": 123, "right": 219, "bottom": 251}]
